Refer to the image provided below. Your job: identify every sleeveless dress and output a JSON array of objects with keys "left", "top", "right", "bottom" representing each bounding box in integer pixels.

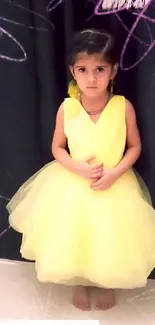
[{"left": 7, "top": 95, "right": 155, "bottom": 289}]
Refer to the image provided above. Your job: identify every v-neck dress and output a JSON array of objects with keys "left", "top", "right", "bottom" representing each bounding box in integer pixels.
[{"left": 7, "top": 95, "right": 155, "bottom": 289}]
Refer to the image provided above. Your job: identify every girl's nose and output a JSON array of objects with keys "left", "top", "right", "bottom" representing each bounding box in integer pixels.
[{"left": 87, "top": 73, "right": 96, "bottom": 83}]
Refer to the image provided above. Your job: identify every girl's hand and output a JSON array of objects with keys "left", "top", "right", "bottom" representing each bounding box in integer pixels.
[
  {"left": 75, "top": 157, "right": 104, "bottom": 180},
  {"left": 91, "top": 168, "right": 119, "bottom": 191}
]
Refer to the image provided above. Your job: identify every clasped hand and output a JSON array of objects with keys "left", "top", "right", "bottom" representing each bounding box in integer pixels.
[
  {"left": 76, "top": 156, "right": 118, "bottom": 190},
  {"left": 91, "top": 168, "right": 118, "bottom": 190}
]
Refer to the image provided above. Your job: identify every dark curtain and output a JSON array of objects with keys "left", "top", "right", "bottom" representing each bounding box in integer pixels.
[{"left": 0, "top": 0, "right": 155, "bottom": 277}]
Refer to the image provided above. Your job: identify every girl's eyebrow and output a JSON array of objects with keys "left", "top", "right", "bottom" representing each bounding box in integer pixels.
[
  {"left": 75, "top": 65, "right": 108, "bottom": 68},
  {"left": 96, "top": 65, "right": 108, "bottom": 68}
]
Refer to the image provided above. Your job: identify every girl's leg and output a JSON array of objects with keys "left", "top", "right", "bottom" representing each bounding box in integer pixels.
[
  {"left": 72, "top": 286, "right": 91, "bottom": 311},
  {"left": 96, "top": 288, "right": 116, "bottom": 310}
]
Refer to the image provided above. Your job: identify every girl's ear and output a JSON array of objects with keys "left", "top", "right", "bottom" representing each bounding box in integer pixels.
[
  {"left": 69, "top": 66, "right": 76, "bottom": 80},
  {"left": 111, "top": 63, "right": 119, "bottom": 79}
]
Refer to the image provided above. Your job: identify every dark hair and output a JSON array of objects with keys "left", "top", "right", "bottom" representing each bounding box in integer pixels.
[{"left": 67, "top": 29, "right": 118, "bottom": 66}]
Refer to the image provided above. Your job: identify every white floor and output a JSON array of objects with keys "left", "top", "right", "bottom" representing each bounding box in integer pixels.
[{"left": 1, "top": 259, "right": 155, "bottom": 324}]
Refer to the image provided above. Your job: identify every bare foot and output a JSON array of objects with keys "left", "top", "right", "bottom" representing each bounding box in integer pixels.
[
  {"left": 96, "top": 288, "right": 116, "bottom": 310},
  {"left": 72, "top": 286, "right": 91, "bottom": 311}
]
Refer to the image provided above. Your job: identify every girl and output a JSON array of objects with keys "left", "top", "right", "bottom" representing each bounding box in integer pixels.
[{"left": 7, "top": 29, "right": 155, "bottom": 311}]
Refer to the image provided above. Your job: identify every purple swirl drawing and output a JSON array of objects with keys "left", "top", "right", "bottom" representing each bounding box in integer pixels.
[{"left": 95, "top": 0, "right": 155, "bottom": 70}]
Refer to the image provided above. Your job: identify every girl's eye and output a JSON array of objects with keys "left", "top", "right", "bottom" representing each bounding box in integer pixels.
[
  {"left": 78, "top": 68, "right": 86, "bottom": 73},
  {"left": 97, "top": 67, "right": 105, "bottom": 72}
]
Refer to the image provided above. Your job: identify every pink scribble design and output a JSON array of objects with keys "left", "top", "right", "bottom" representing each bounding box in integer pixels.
[
  {"left": 95, "top": 0, "right": 155, "bottom": 70},
  {"left": 1, "top": 0, "right": 154, "bottom": 68}
]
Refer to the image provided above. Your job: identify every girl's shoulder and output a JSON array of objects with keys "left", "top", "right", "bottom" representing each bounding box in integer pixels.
[
  {"left": 113, "top": 96, "right": 136, "bottom": 123},
  {"left": 62, "top": 97, "right": 81, "bottom": 121},
  {"left": 113, "top": 95, "right": 134, "bottom": 110},
  {"left": 113, "top": 94, "right": 125, "bottom": 101},
  {"left": 110, "top": 95, "right": 126, "bottom": 109}
]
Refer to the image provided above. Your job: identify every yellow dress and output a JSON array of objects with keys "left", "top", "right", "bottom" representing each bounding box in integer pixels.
[{"left": 7, "top": 95, "right": 155, "bottom": 289}]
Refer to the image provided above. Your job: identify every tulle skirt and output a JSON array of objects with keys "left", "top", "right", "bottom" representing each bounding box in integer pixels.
[{"left": 7, "top": 161, "right": 155, "bottom": 289}]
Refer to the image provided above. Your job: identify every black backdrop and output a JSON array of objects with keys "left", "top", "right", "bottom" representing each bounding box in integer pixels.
[{"left": 0, "top": 0, "right": 155, "bottom": 278}]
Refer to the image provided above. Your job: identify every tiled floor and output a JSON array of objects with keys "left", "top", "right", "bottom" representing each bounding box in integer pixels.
[{"left": 1, "top": 259, "right": 155, "bottom": 324}]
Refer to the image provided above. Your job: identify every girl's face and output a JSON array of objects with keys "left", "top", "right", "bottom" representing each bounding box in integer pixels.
[{"left": 70, "top": 52, "right": 118, "bottom": 97}]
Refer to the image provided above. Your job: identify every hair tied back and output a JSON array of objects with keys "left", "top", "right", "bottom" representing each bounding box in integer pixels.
[{"left": 68, "top": 80, "right": 81, "bottom": 99}]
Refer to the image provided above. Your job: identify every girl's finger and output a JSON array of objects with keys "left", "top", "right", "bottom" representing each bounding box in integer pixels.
[
  {"left": 91, "top": 180, "right": 105, "bottom": 189},
  {"left": 91, "top": 172, "right": 103, "bottom": 179},
  {"left": 91, "top": 163, "right": 103, "bottom": 170},
  {"left": 92, "top": 178, "right": 103, "bottom": 185},
  {"left": 91, "top": 186, "right": 103, "bottom": 191},
  {"left": 91, "top": 166, "right": 103, "bottom": 174},
  {"left": 91, "top": 184, "right": 101, "bottom": 189}
]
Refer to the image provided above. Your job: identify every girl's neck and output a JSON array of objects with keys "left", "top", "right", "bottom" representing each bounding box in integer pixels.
[{"left": 81, "top": 90, "right": 110, "bottom": 111}]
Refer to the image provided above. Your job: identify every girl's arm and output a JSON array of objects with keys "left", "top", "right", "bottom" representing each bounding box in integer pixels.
[
  {"left": 114, "top": 99, "right": 142, "bottom": 177},
  {"left": 52, "top": 103, "right": 103, "bottom": 179},
  {"left": 52, "top": 103, "right": 79, "bottom": 173}
]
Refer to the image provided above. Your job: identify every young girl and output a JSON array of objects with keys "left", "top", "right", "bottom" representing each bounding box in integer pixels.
[{"left": 7, "top": 29, "right": 155, "bottom": 311}]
